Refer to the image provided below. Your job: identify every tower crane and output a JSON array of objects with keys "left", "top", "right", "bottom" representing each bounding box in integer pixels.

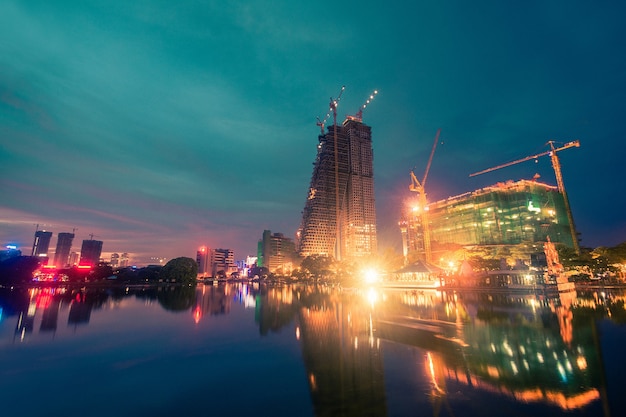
[
  {"left": 316, "top": 86, "right": 345, "bottom": 135},
  {"left": 469, "top": 140, "right": 581, "bottom": 255},
  {"left": 346, "top": 90, "right": 378, "bottom": 123},
  {"left": 409, "top": 128, "right": 441, "bottom": 264}
]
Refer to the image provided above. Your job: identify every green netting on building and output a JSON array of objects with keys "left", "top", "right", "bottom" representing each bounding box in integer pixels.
[{"left": 427, "top": 180, "right": 575, "bottom": 248}]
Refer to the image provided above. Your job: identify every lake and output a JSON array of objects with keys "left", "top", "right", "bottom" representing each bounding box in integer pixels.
[{"left": 0, "top": 283, "right": 624, "bottom": 416}]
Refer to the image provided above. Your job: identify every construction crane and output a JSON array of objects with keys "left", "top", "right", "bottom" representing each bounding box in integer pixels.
[
  {"left": 346, "top": 89, "right": 378, "bottom": 122},
  {"left": 316, "top": 86, "right": 345, "bottom": 135},
  {"left": 469, "top": 140, "right": 581, "bottom": 255},
  {"left": 409, "top": 128, "right": 441, "bottom": 264},
  {"left": 315, "top": 86, "right": 347, "bottom": 260}
]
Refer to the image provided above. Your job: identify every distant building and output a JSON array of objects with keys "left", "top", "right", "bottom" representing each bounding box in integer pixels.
[
  {"left": 211, "top": 248, "right": 236, "bottom": 277},
  {"left": 79, "top": 239, "right": 103, "bottom": 266},
  {"left": 298, "top": 114, "right": 377, "bottom": 260},
  {"left": 196, "top": 247, "right": 237, "bottom": 278},
  {"left": 196, "top": 246, "right": 212, "bottom": 277},
  {"left": 110, "top": 253, "right": 120, "bottom": 268},
  {"left": 53, "top": 232, "right": 75, "bottom": 267},
  {"left": 69, "top": 251, "right": 80, "bottom": 266},
  {"left": 0, "top": 245, "right": 21, "bottom": 263},
  {"left": 31, "top": 230, "right": 52, "bottom": 258},
  {"left": 258, "top": 230, "right": 298, "bottom": 275},
  {"left": 120, "top": 252, "right": 129, "bottom": 267},
  {"left": 400, "top": 179, "right": 576, "bottom": 259}
]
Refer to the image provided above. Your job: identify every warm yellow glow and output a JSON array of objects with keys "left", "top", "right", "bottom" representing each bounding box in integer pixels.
[
  {"left": 363, "top": 268, "right": 379, "bottom": 284},
  {"left": 367, "top": 287, "right": 379, "bottom": 306}
]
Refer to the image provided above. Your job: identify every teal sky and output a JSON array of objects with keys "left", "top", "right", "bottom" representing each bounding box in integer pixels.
[{"left": 1, "top": 1, "right": 625, "bottom": 264}]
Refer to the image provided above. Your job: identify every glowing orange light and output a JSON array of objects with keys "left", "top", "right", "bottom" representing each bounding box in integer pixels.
[{"left": 193, "top": 306, "right": 201, "bottom": 324}]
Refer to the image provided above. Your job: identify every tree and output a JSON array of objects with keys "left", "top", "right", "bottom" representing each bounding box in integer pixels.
[
  {"left": 161, "top": 257, "right": 198, "bottom": 283},
  {"left": 0, "top": 256, "right": 40, "bottom": 284},
  {"left": 300, "top": 254, "right": 334, "bottom": 278}
]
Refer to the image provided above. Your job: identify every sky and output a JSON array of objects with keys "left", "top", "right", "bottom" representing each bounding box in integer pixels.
[{"left": 1, "top": 1, "right": 625, "bottom": 265}]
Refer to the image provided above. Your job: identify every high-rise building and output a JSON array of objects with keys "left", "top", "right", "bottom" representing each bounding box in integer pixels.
[
  {"left": 120, "top": 252, "right": 129, "bottom": 267},
  {"left": 31, "top": 230, "right": 53, "bottom": 258},
  {"left": 211, "top": 248, "right": 235, "bottom": 277},
  {"left": 69, "top": 251, "right": 79, "bottom": 266},
  {"left": 196, "top": 246, "right": 212, "bottom": 277},
  {"left": 258, "top": 230, "right": 298, "bottom": 274},
  {"left": 298, "top": 114, "right": 377, "bottom": 260},
  {"left": 110, "top": 253, "right": 120, "bottom": 268},
  {"left": 53, "top": 232, "right": 75, "bottom": 267},
  {"left": 400, "top": 179, "right": 576, "bottom": 259},
  {"left": 79, "top": 239, "right": 103, "bottom": 266}
]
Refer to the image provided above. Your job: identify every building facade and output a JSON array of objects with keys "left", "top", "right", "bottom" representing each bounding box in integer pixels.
[
  {"left": 298, "top": 115, "right": 377, "bottom": 260},
  {"left": 211, "top": 248, "right": 236, "bottom": 277},
  {"left": 79, "top": 239, "right": 103, "bottom": 266},
  {"left": 196, "top": 246, "right": 212, "bottom": 277},
  {"left": 53, "top": 232, "right": 75, "bottom": 267},
  {"left": 400, "top": 180, "right": 576, "bottom": 258},
  {"left": 258, "top": 230, "right": 298, "bottom": 274},
  {"left": 31, "top": 230, "right": 53, "bottom": 258}
]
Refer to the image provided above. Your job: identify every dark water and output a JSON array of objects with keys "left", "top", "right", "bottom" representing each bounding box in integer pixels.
[{"left": 0, "top": 283, "right": 624, "bottom": 417}]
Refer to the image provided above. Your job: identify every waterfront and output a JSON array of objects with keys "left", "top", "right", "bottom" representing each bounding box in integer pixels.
[{"left": 0, "top": 283, "right": 624, "bottom": 416}]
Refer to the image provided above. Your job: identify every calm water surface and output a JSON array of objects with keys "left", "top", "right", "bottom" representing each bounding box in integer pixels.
[{"left": 0, "top": 283, "right": 624, "bottom": 416}]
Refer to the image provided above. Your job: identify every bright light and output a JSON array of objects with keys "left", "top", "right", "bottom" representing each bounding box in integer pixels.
[
  {"left": 367, "top": 287, "right": 379, "bottom": 306},
  {"left": 363, "top": 268, "right": 379, "bottom": 284}
]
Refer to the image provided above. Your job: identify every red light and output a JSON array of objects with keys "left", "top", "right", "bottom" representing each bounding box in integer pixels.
[
  {"left": 193, "top": 306, "right": 201, "bottom": 324},
  {"left": 77, "top": 265, "right": 92, "bottom": 269}
]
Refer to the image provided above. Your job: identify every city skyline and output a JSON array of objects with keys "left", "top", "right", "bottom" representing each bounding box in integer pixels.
[{"left": 2, "top": 2, "right": 625, "bottom": 263}]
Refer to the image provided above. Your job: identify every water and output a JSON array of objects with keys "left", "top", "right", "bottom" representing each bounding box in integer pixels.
[{"left": 0, "top": 283, "right": 624, "bottom": 416}]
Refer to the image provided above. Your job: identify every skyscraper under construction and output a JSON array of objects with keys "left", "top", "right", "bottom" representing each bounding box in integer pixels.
[{"left": 298, "top": 114, "right": 377, "bottom": 260}]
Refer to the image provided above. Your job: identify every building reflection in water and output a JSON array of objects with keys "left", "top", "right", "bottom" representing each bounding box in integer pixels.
[
  {"left": 1, "top": 283, "right": 624, "bottom": 416},
  {"left": 296, "top": 286, "right": 387, "bottom": 416},
  {"left": 255, "top": 284, "right": 620, "bottom": 416}
]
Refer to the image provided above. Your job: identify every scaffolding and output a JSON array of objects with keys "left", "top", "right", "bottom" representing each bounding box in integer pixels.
[
  {"left": 400, "top": 179, "right": 575, "bottom": 258},
  {"left": 298, "top": 118, "right": 377, "bottom": 259}
]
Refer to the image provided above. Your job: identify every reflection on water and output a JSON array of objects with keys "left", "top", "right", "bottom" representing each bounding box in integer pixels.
[{"left": 1, "top": 283, "right": 624, "bottom": 416}]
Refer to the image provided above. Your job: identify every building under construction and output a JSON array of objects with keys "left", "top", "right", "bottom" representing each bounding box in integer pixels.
[
  {"left": 297, "top": 115, "right": 377, "bottom": 260},
  {"left": 400, "top": 179, "right": 575, "bottom": 257}
]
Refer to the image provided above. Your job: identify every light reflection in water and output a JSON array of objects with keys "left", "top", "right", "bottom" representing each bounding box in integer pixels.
[{"left": 0, "top": 284, "right": 624, "bottom": 416}]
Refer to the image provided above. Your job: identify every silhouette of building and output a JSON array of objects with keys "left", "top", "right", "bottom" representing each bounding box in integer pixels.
[
  {"left": 0, "top": 245, "right": 21, "bottom": 262},
  {"left": 31, "top": 230, "right": 52, "bottom": 258},
  {"left": 298, "top": 115, "right": 377, "bottom": 260},
  {"left": 79, "top": 239, "right": 103, "bottom": 266},
  {"left": 258, "top": 230, "right": 298, "bottom": 274},
  {"left": 53, "top": 232, "right": 75, "bottom": 267}
]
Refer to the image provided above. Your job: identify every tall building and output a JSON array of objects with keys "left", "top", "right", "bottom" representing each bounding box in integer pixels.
[
  {"left": 258, "top": 230, "right": 298, "bottom": 274},
  {"left": 400, "top": 179, "right": 576, "bottom": 258},
  {"left": 298, "top": 114, "right": 377, "bottom": 260},
  {"left": 211, "top": 248, "right": 235, "bottom": 277},
  {"left": 120, "top": 252, "right": 129, "bottom": 267},
  {"left": 31, "top": 230, "right": 53, "bottom": 258},
  {"left": 196, "top": 246, "right": 212, "bottom": 277},
  {"left": 110, "top": 253, "right": 120, "bottom": 268},
  {"left": 53, "top": 232, "right": 75, "bottom": 267},
  {"left": 79, "top": 239, "right": 103, "bottom": 266}
]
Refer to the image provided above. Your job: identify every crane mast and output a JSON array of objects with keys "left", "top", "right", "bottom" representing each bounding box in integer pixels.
[
  {"left": 469, "top": 140, "right": 581, "bottom": 255},
  {"left": 328, "top": 86, "right": 345, "bottom": 261},
  {"left": 409, "top": 128, "right": 441, "bottom": 264}
]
